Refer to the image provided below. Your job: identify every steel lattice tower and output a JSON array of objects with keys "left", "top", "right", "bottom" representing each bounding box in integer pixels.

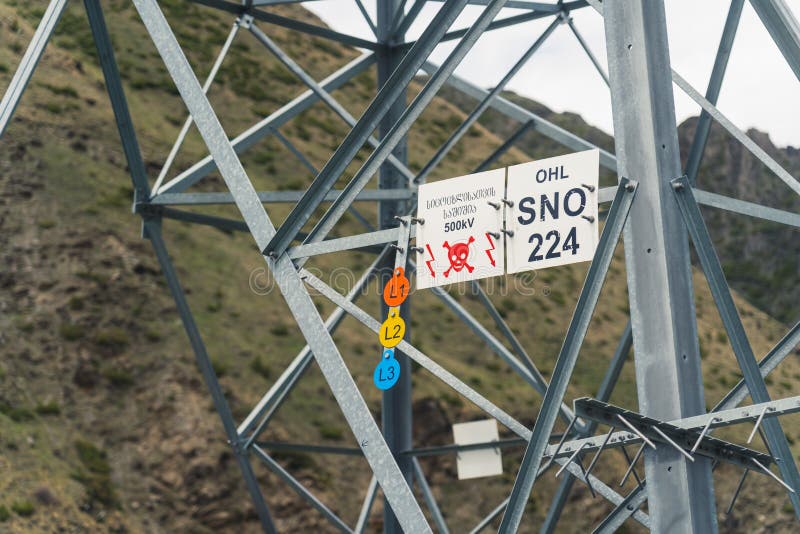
[{"left": 2, "top": 0, "right": 800, "bottom": 532}]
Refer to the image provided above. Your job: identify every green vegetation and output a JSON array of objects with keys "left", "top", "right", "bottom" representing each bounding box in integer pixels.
[
  {"left": 93, "top": 327, "right": 130, "bottom": 352},
  {"left": 59, "top": 322, "right": 85, "bottom": 341},
  {"left": 249, "top": 356, "right": 271, "bottom": 380},
  {"left": 11, "top": 500, "right": 34, "bottom": 517},
  {"left": 73, "top": 440, "right": 116, "bottom": 507},
  {"left": 0, "top": 401, "right": 34, "bottom": 423},
  {"left": 101, "top": 367, "right": 134, "bottom": 387},
  {"left": 34, "top": 401, "right": 61, "bottom": 416},
  {"left": 317, "top": 424, "right": 344, "bottom": 440}
]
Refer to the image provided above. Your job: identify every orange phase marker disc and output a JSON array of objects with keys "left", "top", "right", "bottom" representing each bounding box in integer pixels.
[
  {"left": 383, "top": 267, "right": 410, "bottom": 307},
  {"left": 379, "top": 308, "right": 406, "bottom": 348}
]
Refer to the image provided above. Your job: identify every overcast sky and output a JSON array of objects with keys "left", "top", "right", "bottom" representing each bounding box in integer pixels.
[{"left": 307, "top": 1, "right": 800, "bottom": 148}]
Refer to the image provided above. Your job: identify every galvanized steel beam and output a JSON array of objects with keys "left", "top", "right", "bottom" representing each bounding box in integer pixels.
[
  {"left": 84, "top": 0, "right": 150, "bottom": 200},
  {"left": 601, "top": 2, "right": 717, "bottom": 530},
  {"left": 156, "top": 52, "right": 376, "bottom": 194},
  {"left": 377, "top": 1, "right": 415, "bottom": 530},
  {"left": 684, "top": 0, "right": 743, "bottom": 184},
  {"left": 749, "top": 0, "right": 800, "bottom": 81},
  {"left": 151, "top": 188, "right": 414, "bottom": 206},
  {"left": 0, "top": 0, "right": 68, "bottom": 138}
]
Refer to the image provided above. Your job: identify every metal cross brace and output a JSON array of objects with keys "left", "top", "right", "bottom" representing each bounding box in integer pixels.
[
  {"left": 263, "top": 0, "right": 474, "bottom": 256},
  {"left": 152, "top": 16, "right": 243, "bottom": 193},
  {"left": 671, "top": 175, "right": 800, "bottom": 518},
  {"left": 154, "top": 51, "right": 376, "bottom": 195},
  {"left": 238, "top": 246, "right": 393, "bottom": 445},
  {"left": 413, "top": 14, "right": 563, "bottom": 185},
  {"left": 187, "top": 0, "right": 379, "bottom": 50},
  {"left": 573, "top": 398, "right": 774, "bottom": 471},
  {"left": 423, "top": 61, "right": 618, "bottom": 173},
  {"left": 294, "top": 0, "right": 513, "bottom": 255},
  {"left": 498, "top": 178, "right": 638, "bottom": 532},
  {"left": 150, "top": 188, "right": 414, "bottom": 206},
  {"left": 424, "top": 0, "right": 588, "bottom": 47},
  {"left": 246, "top": 20, "right": 415, "bottom": 183},
  {"left": 252, "top": 445, "right": 353, "bottom": 533},
  {"left": 684, "top": 0, "right": 744, "bottom": 184},
  {"left": 0, "top": 0, "right": 69, "bottom": 138},
  {"left": 545, "top": 395, "right": 800, "bottom": 466},
  {"left": 749, "top": 0, "right": 800, "bottom": 82}
]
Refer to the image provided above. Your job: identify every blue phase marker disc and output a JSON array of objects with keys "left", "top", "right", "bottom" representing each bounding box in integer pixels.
[{"left": 373, "top": 348, "right": 400, "bottom": 390}]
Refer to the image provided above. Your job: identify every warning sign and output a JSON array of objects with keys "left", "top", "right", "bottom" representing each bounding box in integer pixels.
[
  {"left": 506, "top": 150, "right": 599, "bottom": 273},
  {"left": 453, "top": 419, "right": 503, "bottom": 480},
  {"left": 415, "top": 169, "right": 506, "bottom": 289}
]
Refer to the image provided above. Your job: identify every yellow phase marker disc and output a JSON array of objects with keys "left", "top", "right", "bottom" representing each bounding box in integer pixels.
[{"left": 379, "top": 308, "right": 406, "bottom": 348}]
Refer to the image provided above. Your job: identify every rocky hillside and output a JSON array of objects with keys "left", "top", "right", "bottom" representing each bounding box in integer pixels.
[{"left": 1, "top": 1, "right": 799, "bottom": 533}]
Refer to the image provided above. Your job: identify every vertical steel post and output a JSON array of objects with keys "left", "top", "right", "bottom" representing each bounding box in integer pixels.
[
  {"left": 602, "top": 1, "right": 717, "bottom": 531},
  {"left": 378, "top": 1, "right": 413, "bottom": 532}
]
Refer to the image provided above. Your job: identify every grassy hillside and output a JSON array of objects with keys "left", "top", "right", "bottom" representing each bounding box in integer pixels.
[{"left": 1, "top": 1, "right": 799, "bottom": 532}]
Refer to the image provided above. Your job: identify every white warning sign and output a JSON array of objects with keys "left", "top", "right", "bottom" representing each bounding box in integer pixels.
[
  {"left": 415, "top": 169, "right": 505, "bottom": 289},
  {"left": 506, "top": 149, "right": 599, "bottom": 274},
  {"left": 453, "top": 419, "right": 503, "bottom": 480}
]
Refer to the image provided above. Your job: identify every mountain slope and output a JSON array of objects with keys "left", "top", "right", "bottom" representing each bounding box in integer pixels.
[{"left": 1, "top": 1, "right": 799, "bottom": 533}]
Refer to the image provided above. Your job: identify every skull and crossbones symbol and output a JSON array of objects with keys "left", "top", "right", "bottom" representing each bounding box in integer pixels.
[{"left": 442, "top": 236, "right": 475, "bottom": 277}]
